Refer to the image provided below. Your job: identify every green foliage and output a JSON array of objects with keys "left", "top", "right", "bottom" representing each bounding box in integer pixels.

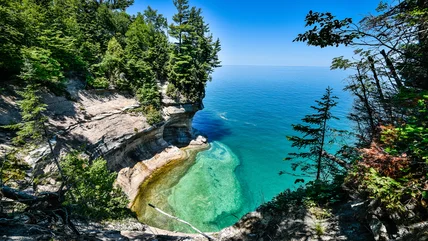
[
  {"left": 386, "top": 92, "right": 428, "bottom": 161},
  {"left": 168, "top": 1, "right": 221, "bottom": 101},
  {"left": 285, "top": 87, "right": 341, "bottom": 180},
  {"left": 293, "top": 11, "right": 356, "bottom": 48},
  {"left": 314, "top": 222, "right": 325, "bottom": 236},
  {"left": 124, "top": 14, "right": 157, "bottom": 89},
  {"left": 87, "top": 76, "right": 110, "bottom": 89},
  {"left": 95, "top": 37, "right": 127, "bottom": 89},
  {"left": 136, "top": 83, "right": 161, "bottom": 108},
  {"left": 363, "top": 168, "right": 406, "bottom": 212},
  {"left": 62, "top": 152, "right": 130, "bottom": 220},
  {"left": 0, "top": 0, "right": 25, "bottom": 74},
  {"left": 20, "top": 47, "right": 64, "bottom": 91},
  {"left": 0, "top": 151, "right": 30, "bottom": 186},
  {"left": 8, "top": 85, "right": 47, "bottom": 145},
  {"left": 166, "top": 82, "right": 178, "bottom": 98},
  {"left": 262, "top": 175, "right": 346, "bottom": 212},
  {"left": 1, "top": 0, "right": 220, "bottom": 114},
  {"left": 144, "top": 105, "right": 163, "bottom": 125}
]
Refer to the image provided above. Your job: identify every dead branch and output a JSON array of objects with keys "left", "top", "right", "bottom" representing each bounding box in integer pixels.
[
  {"left": 148, "top": 203, "right": 215, "bottom": 240},
  {"left": 321, "top": 150, "right": 350, "bottom": 170},
  {"left": 0, "top": 185, "right": 79, "bottom": 235}
]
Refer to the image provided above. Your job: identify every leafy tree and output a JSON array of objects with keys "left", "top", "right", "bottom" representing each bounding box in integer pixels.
[
  {"left": 62, "top": 152, "right": 129, "bottom": 220},
  {"left": 124, "top": 13, "right": 156, "bottom": 89},
  {"left": 96, "top": 37, "right": 126, "bottom": 89},
  {"left": 20, "top": 47, "right": 64, "bottom": 90},
  {"left": 285, "top": 87, "right": 340, "bottom": 180}
]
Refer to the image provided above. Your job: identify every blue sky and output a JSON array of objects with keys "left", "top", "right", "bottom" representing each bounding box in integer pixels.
[{"left": 127, "top": 0, "right": 384, "bottom": 66}]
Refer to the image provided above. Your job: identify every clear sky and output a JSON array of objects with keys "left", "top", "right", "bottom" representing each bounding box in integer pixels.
[{"left": 127, "top": 0, "right": 384, "bottom": 67}]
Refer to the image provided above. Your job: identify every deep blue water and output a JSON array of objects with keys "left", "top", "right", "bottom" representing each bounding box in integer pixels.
[{"left": 167, "top": 65, "right": 355, "bottom": 231}]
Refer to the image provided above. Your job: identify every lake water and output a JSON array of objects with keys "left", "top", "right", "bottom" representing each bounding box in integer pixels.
[{"left": 143, "top": 65, "right": 354, "bottom": 232}]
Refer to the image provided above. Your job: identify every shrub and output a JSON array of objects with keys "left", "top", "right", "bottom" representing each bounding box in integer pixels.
[
  {"left": 166, "top": 82, "right": 178, "bottom": 98},
  {"left": 87, "top": 76, "right": 109, "bottom": 89},
  {"left": 144, "top": 105, "right": 163, "bottom": 125},
  {"left": 261, "top": 175, "right": 346, "bottom": 212},
  {"left": 1, "top": 150, "right": 30, "bottom": 187},
  {"left": 62, "top": 152, "right": 130, "bottom": 220},
  {"left": 136, "top": 83, "right": 160, "bottom": 108}
]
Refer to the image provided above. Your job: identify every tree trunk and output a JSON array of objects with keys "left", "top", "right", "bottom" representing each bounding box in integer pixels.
[
  {"left": 356, "top": 66, "right": 376, "bottom": 141},
  {"left": 380, "top": 49, "right": 403, "bottom": 89},
  {"left": 368, "top": 56, "right": 393, "bottom": 122},
  {"left": 317, "top": 118, "right": 327, "bottom": 180}
]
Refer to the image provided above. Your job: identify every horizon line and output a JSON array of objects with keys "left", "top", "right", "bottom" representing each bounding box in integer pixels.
[{"left": 220, "top": 64, "right": 332, "bottom": 68}]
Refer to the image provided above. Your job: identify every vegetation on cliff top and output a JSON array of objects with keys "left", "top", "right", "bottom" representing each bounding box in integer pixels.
[{"left": 0, "top": 0, "right": 220, "bottom": 234}]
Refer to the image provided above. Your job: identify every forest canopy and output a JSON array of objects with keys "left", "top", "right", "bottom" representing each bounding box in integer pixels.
[
  {"left": 0, "top": 0, "right": 221, "bottom": 234},
  {"left": 0, "top": 0, "right": 220, "bottom": 102}
]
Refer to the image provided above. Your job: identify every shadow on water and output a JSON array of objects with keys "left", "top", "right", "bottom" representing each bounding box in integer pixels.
[{"left": 193, "top": 111, "right": 232, "bottom": 142}]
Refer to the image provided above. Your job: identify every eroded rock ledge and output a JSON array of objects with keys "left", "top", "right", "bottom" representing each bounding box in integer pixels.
[
  {"left": 117, "top": 136, "right": 208, "bottom": 202},
  {"left": 1, "top": 79, "right": 207, "bottom": 194}
]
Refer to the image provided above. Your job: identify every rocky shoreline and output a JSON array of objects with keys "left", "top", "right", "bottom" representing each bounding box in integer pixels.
[{"left": 117, "top": 135, "right": 209, "bottom": 206}]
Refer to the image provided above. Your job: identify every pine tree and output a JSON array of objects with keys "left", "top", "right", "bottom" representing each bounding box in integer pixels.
[
  {"left": 169, "top": 0, "right": 190, "bottom": 49},
  {"left": 285, "top": 87, "right": 339, "bottom": 180},
  {"left": 124, "top": 14, "right": 156, "bottom": 90},
  {"left": 143, "top": 7, "right": 170, "bottom": 81},
  {"left": 10, "top": 85, "right": 47, "bottom": 145},
  {"left": 168, "top": 1, "right": 221, "bottom": 101},
  {"left": 98, "top": 37, "right": 126, "bottom": 89}
]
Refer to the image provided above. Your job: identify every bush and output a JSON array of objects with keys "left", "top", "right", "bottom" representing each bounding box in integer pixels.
[
  {"left": 87, "top": 76, "right": 110, "bottom": 89},
  {"left": 136, "top": 83, "right": 160, "bottom": 108},
  {"left": 62, "top": 152, "right": 130, "bottom": 220},
  {"left": 261, "top": 175, "right": 347, "bottom": 212},
  {"left": 166, "top": 83, "right": 178, "bottom": 98},
  {"left": 1, "top": 150, "right": 30, "bottom": 187},
  {"left": 144, "top": 105, "right": 163, "bottom": 125}
]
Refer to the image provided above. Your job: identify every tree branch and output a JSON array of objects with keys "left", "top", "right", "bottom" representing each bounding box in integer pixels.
[
  {"left": 321, "top": 150, "right": 350, "bottom": 170},
  {"left": 148, "top": 203, "right": 215, "bottom": 240}
]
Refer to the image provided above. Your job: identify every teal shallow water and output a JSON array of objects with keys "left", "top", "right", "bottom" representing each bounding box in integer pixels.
[
  {"left": 168, "top": 142, "right": 243, "bottom": 231},
  {"left": 138, "top": 66, "right": 354, "bottom": 232}
]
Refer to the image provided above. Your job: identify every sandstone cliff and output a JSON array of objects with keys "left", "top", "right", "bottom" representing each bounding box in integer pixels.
[{"left": 0, "top": 79, "right": 206, "bottom": 192}]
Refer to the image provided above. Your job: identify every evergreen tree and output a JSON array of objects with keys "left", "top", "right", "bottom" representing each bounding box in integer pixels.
[
  {"left": 168, "top": 1, "right": 221, "bottom": 101},
  {"left": 169, "top": 0, "right": 190, "bottom": 49},
  {"left": 144, "top": 6, "right": 168, "bottom": 33},
  {"left": 143, "top": 7, "right": 170, "bottom": 81},
  {"left": 124, "top": 13, "right": 156, "bottom": 89},
  {"left": 10, "top": 84, "right": 47, "bottom": 145},
  {"left": 98, "top": 37, "right": 126, "bottom": 89},
  {"left": 285, "top": 87, "right": 339, "bottom": 180}
]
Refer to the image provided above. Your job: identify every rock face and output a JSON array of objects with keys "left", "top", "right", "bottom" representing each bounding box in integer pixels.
[
  {"left": 217, "top": 202, "right": 375, "bottom": 241},
  {"left": 1, "top": 78, "right": 204, "bottom": 179}
]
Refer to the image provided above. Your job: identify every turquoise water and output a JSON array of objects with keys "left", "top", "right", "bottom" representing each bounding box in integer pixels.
[
  {"left": 160, "top": 66, "right": 354, "bottom": 231},
  {"left": 168, "top": 142, "right": 244, "bottom": 231}
]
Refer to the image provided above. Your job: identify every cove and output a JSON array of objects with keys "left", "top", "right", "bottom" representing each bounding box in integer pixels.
[
  {"left": 133, "top": 142, "right": 244, "bottom": 232},
  {"left": 135, "top": 66, "right": 354, "bottom": 232}
]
